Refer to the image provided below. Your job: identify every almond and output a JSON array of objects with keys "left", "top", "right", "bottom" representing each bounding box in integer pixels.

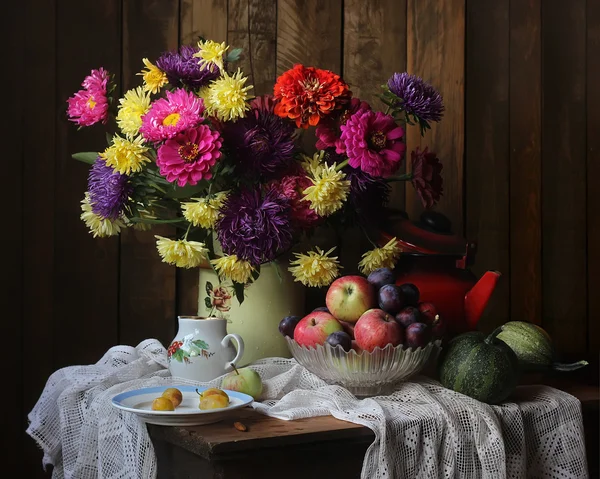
[{"left": 233, "top": 421, "right": 247, "bottom": 432}]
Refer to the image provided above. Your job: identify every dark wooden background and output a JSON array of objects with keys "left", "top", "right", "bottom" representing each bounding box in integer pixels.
[{"left": 5, "top": 0, "right": 598, "bottom": 476}]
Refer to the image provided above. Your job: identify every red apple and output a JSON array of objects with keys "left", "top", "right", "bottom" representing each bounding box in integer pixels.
[
  {"left": 354, "top": 308, "right": 404, "bottom": 352},
  {"left": 294, "top": 311, "right": 343, "bottom": 348},
  {"left": 339, "top": 320, "right": 356, "bottom": 339},
  {"left": 325, "top": 275, "right": 376, "bottom": 324}
]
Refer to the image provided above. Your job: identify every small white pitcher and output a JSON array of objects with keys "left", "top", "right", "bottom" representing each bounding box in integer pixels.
[{"left": 167, "top": 316, "right": 245, "bottom": 382}]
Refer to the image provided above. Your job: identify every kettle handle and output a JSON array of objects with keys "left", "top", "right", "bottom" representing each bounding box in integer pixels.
[{"left": 221, "top": 333, "right": 245, "bottom": 370}]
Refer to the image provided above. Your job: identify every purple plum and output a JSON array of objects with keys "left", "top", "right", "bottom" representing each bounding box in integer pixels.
[
  {"left": 326, "top": 331, "right": 352, "bottom": 352},
  {"left": 405, "top": 323, "right": 432, "bottom": 349},
  {"left": 377, "top": 284, "right": 405, "bottom": 315},
  {"left": 395, "top": 306, "right": 421, "bottom": 328},
  {"left": 399, "top": 283, "right": 420, "bottom": 307},
  {"left": 367, "top": 267, "right": 396, "bottom": 291},
  {"left": 278, "top": 315, "right": 301, "bottom": 338},
  {"left": 431, "top": 314, "right": 446, "bottom": 339}
]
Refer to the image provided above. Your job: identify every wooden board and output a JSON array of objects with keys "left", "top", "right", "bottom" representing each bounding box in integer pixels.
[
  {"left": 541, "top": 0, "right": 587, "bottom": 355},
  {"left": 509, "top": 0, "right": 542, "bottom": 325},
  {"left": 276, "top": 0, "right": 342, "bottom": 74},
  {"left": 587, "top": 0, "right": 600, "bottom": 361},
  {"left": 342, "top": 0, "right": 407, "bottom": 215},
  {"left": 53, "top": 0, "right": 121, "bottom": 366},
  {"left": 406, "top": 0, "right": 465, "bottom": 232},
  {"left": 119, "top": 0, "right": 179, "bottom": 349},
  {"left": 181, "top": 0, "right": 228, "bottom": 45},
  {"left": 464, "top": 0, "right": 510, "bottom": 332},
  {"left": 228, "top": 0, "right": 277, "bottom": 96}
]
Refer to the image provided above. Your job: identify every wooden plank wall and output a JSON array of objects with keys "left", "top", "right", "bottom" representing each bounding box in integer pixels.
[{"left": 11, "top": 1, "right": 598, "bottom": 476}]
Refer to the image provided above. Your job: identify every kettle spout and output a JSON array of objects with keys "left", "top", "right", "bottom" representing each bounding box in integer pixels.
[{"left": 464, "top": 271, "right": 501, "bottom": 329}]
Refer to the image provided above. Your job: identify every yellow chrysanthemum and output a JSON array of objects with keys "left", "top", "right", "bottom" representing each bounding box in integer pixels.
[
  {"left": 358, "top": 237, "right": 403, "bottom": 275},
  {"left": 288, "top": 247, "right": 341, "bottom": 288},
  {"left": 181, "top": 192, "right": 228, "bottom": 229},
  {"left": 204, "top": 68, "right": 253, "bottom": 121},
  {"left": 194, "top": 40, "right": 229, "bottom": 72},
  {"left": 211, "top": 255, "right": 254, "bottom": 284},
  {"left": 155, "top": 236, "right": 209, "bottom": 269},
  {"left": 300, "top": 151, "right": 326, "bottom": 174},
  {"left": 100, "top": 134, "right": 150, "bottom": 175},
  {"left": 116, "top": 86, "right": 151, "bottom": 137},
  {"left": 137, "top": 58, "right": 168, "bottom": 94},
  {"left": 302, "top": 163, "right": 350, "bottom": 217},
  {"left": 80, "top": 193, "right": 124, "bottom": 238}
]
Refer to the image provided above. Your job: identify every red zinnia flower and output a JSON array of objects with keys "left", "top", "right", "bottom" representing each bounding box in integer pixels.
[
  {"left": 411, "top": 147, "right": 443, "bottom": 208},
  {"left": 273, "top": 64, "right": 351, "bottom": 129}
]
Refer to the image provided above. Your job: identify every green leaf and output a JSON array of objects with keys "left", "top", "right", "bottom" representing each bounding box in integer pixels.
[
  {"left": 204, "top": 297, "right": 212, "bottom": 309},
  {"left": 233, "top": 281, "right": 245, "bottom": 305},
  {"left": 226, "top": 47, "right": 243, "bottom": 62},
  {"left": 193, "top": 339, "right": 209, "bottom": 350},
  {"left": 205, "top": 281, "right": 214, "bottom": 295},
  {"left": 251, "top": 264, "right": 261, "bottom": 282},
  {"left": 72, "top": 152, "right": 99, "bottom": 165},
  {"left": 165, "top": 181, "right": 209, "bottom": 199},
  {"left": 105, "top": 132, "right": 113, "bottom": 146},
  {"left": 172, "top": 349, "right": 185, "bottom": 362}
]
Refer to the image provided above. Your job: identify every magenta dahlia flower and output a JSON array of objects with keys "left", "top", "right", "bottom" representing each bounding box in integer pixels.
[
  {"left": 216, "top": 186, "right": 293, "bottom": 266},
  {"left": 315, "top": 98, "right": 371, "bottom": 153},
  {"left": 156, "top": 124, "right": 222, "bottom": 186},
  {"left": 340, "top": 109, "right": 405, "bottom": 178},
  {"left": 139, "top": 88, "right": 205, "bottom": 142},
  {"left": 411, "top": 147, "right": 443, "bottom": 208},
  {"left": 66, "top": 68, "right": 110, "bottom": 127},
  {"left": 271, "top": 174, "right": 320, "bottom": 230}
]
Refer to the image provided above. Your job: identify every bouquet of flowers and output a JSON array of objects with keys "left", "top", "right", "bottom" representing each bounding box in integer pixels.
[{"left": 67, "top": 38, "right": 444, "bottom": 301}]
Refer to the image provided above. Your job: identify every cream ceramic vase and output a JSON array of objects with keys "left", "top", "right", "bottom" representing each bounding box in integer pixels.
[
  {"left": 167, "top": 316, "right": 245, "bottom": 382},
  {"left": 197, "top": 260, "right": 305, "bottom": 366}
]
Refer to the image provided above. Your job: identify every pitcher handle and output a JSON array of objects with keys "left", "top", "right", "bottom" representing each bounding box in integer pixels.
[{"left": 221, "top": 333, "right": 244, "bottom": 371}]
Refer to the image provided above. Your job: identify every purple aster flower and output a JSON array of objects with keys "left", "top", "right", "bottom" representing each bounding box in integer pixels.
[
  {"left": 221, "top": 95, "right": 296, "bottom": 177},
  {"left": 87, "top": 157, "right": 132, "bottom": 220},
  {"left": 387, "top": 72, "right": 444, "bottom": 125},
  {"left": 156, "top": 45, "right": 220, "bottom": 89},
  {"left": 216, "top": 185, "right": 293, "bottom": 266}
]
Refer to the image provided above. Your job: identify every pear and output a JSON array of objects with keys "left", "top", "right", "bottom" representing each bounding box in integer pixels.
[{"left": 221, "top": 366, "right": 263, "bottom": 400}]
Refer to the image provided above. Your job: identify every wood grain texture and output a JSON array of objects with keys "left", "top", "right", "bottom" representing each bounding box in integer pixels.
[
  {"left": 541, "top": 0, "right": 587, "bottom": 354},
  {"left": 406, "top": 0, "right": 465, "bottom": 231},
  {"left": 6, "top": 0, "right": 26, "bottom": 474},
  {"left": 21, "top": 0, "right": 57, "bottom": 476},
  {"left": 465, "top": 0, "right": 510, "bottom": 332},
  {"left": 277, "top": 0, "right": 342, "bottom": 74},
  {"left": 120, "top": 0, "right": 178, "bottom": 349},
  {"left": 54, "top": 0, "right": 121, "bottom": 367},
  {"left": 228, "top": 0, "right": 277, "bottom": 96},
  {"left": 181, "top": 0, "right": 228, "bottom": 45},
  {"left": 587, "top": 0, "right": 600, "bottom": 358},
  {"left": 509, "top": 0, "right": 542, "bottom": 325},
  {"left": 343, "top": 0, "right": 407, "bottom": 213}
]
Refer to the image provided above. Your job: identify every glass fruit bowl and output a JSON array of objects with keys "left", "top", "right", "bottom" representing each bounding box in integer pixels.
[{"left": 285, "top": 337, "right": 442, "bottom": 397}]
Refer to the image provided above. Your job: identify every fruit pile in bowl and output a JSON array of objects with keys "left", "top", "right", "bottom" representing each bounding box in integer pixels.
[{"left": 279, "top": 268, "right": 444, "bottom": 396}]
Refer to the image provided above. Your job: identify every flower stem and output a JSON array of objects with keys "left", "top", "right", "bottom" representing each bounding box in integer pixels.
[
  {"left": 384, "top": 173, "right": 413, "bottom": 182},
  {"left": 335, "top": 159, "right": 349, "bottom": 171},
  {"left": 183, "top": 222, "right": 192, "bottom": 240}
]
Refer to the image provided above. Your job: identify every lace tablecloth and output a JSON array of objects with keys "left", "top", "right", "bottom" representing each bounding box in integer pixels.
[{"left": 26, "top": 339, "right": 589, "bottom": 479}]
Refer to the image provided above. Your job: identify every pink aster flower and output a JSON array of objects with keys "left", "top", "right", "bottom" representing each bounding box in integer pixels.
[
  {"left": 272, "top": 174, "right": 320, "bottom": 230},
  {"left": 340, "top": 109, "right": 405, "bottom": 178},
  {"left": 156, "top": 124, "right": 222, "bottom": 186},
  {"left": 315, "top": 98, "right": 371, "bottom": 154},
  {"left": 66, "top": 68, "right": 110, "bottom": 127},
  {"left": 139, "top": 88, "right": 205, "bottom": 142}
]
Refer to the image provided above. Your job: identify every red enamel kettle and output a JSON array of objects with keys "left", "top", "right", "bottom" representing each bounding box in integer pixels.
[{"left": 381, "top": 210, "right": 501, "bottom": 336}]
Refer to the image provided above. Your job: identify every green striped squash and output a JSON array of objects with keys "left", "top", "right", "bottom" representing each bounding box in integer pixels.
[
  {"left": 496, "top": 321, "right": 588, "bottom": 372},
  {"left": 438, "top": 330, "right": 519, "bottom": 404}
]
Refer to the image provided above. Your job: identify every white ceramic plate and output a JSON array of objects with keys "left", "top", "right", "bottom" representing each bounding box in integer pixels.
[{"left": 111, "top": 385, "right": 253, "bottom": 426}]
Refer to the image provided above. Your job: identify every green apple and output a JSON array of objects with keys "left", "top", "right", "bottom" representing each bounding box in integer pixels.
[{"left": 221, "top": 367, "right": 263, "bottom": 400}]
